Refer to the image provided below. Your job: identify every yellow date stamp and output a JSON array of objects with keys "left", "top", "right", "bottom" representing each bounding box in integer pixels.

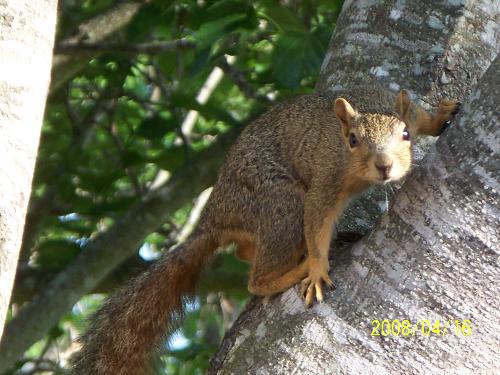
[{"left": 371, "top": 319, "right": 473, "bottom": 337}]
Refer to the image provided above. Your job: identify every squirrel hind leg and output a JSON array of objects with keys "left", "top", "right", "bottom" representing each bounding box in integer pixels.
[
  {"left": 248, "top": 257, "right": 308, "bottom": 297},
  {"left": 235, "top": 243, "right": 256, "bottom": 263},
  {"left": 248, "top": 191, "right": 307, "bottom": 296},
  {"left": 248, "top": 235, "right": 306, "bottom": 297},
  {"left": 220, "top": 230, "right": 257, "bottom": 263}
]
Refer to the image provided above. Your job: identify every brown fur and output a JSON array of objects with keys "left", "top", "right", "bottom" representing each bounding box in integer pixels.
[{"left": 72, "top": 85, "right": 459, "bottom": 374}]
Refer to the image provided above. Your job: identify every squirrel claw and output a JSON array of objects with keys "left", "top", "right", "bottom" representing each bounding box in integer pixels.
[
  {"left": 300, "top": 277, "right": 310, "bottom": 296},
  {"left": 300, "top": 272, "right": 334, "bottom": 307},
  {"left": 326, "top": 278, "right": 336, "bottom": 290}
]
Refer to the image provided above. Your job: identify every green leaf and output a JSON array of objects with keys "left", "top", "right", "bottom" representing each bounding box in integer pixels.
[
  {"left": 75, "top": 168, "right": 125, "bottom": 193},
  {"left": 205, "top": 0, "right": 255, "bottom": 22},
  {"left": 193, "top": 13, "right": 248, "bottom": 48},
  {"left": 189, "top": 47, "right": 212, "bottom": 77},
  {"left": 35, "top": 239, "right": 81, "bottom": 268},
  {"left": 156, "top": 51, "right": 180, "bottom": 76},
  {"left": 171, "top": 92, "right": 238, "bottom": 126},
  {"left": 149, "top": 147, "right": 186, "bottom": 171},
  {"left": 190, "top": 0, "right": 257, "bottom": 28},
  {"left": 96, "top": 196, "right": 138, "bottom": 214},
  {"left": 137, "top": 116, "right": 177, "bottom": 140},
  {"left": 121, "top": 150, "right": 145, "bottom": 167},
  {"left": 70, "top": 195, "right": 137, "bottom": 216},
  {"left": 271, "top": 30, "right": 327, "bottom": 88},
  {"left": 57, "top": 218, "right": 94, "bottom": 236},
  {"left": 258, "top": 0, "right": 306, "bottom": 33},
  {"left": 127, "top": 3, "right": 174, "bottom": 41}
]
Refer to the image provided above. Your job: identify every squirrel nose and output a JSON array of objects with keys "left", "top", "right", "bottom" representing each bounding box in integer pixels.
[
  {"left": 375, "top": 162, "right": 393, "bottom": 174},
  {"left": 375, "top": 160, "right": 393, "bottom": 179}
]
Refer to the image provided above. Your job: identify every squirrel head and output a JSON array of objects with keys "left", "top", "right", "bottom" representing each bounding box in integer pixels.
[{"left": 334, "top": 90, "right": 412, "bottom": 184}]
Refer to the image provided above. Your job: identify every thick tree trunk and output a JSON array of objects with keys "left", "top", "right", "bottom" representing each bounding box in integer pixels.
[
  {"left": 209, "top": 1, "right": 499, "bottom": 373},
  {"left": 0, "top": 1, "right": 58, "bottom": 339}
]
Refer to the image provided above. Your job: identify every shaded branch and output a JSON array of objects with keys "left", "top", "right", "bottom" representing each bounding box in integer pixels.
[
  {"left": 216, "top": 56, "right": 272, "bottom": 104},
  {"left": 0, "top": 126, "right": 242, "bottom": 372},
  {"left": 54, "top": 39, "right": 196, "bottom": 55},
  {"left": 50, "top": 0, "right": 144, "bottom": 93}
]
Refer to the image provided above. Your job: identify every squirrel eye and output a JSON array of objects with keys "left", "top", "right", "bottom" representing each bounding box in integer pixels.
[
  {"left": 348, "top": 133, "right": 358, "bottom": 148},
  {"left": 402, "top": 127, "right": 410, "bottom": 141}
]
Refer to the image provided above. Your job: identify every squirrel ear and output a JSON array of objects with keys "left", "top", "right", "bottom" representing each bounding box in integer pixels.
[
  {"left": 334, "top": 98, "right": 357, "bottom": 136},
  {"left": 395, "top": 90, "right": 411, "bottom": 119}
]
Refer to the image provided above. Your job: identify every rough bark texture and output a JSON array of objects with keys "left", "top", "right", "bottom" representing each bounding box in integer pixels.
[
  {"left": 0, "top": 127, "right": 240, "bottom": 372},
  {"left": 317, "top": 0, "right": 499, "bottom": 100},
  {"left": 0, "top": 0, "right": 57, "bottom": 339},
  {"left": 210, "top": 0, "right": 499, "bottom": 373}
]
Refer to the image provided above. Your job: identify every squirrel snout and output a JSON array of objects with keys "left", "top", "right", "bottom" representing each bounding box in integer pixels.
[
  {"left": 375, "top": 159, "right": 393, "bottom": 180},
  {"left": 375, "top": 162, "right": 392, "bottom": 173}
]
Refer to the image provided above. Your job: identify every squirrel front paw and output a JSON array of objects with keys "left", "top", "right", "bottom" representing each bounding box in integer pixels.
[
  {"left": 436, "top": 99, "right": 461, "bottom": 135},
  {"left": 300, "top": 257, "right": 335, "bottom": 307}
]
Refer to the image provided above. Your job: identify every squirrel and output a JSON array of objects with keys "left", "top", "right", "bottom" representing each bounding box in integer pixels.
[{"left": 71, "top": 85, "right": 459, "bottom": 374}]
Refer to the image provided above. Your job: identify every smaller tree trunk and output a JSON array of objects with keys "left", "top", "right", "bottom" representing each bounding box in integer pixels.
[{"left": 0, "top": 0, "right": 58, "bottom": 339}]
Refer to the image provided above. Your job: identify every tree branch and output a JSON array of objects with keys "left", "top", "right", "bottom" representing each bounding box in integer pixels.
[
  {"left": 216, "top": 56, "right": 272, "bottom": 104},
  {"left": 50, "top": 0, "right": 144, "bottom": 93},
  {"left": 54, "top": 39, "right": 196, "bottom": 55},
  {"left": 0, "top": 127, "right": 241, "bottom": 372}
]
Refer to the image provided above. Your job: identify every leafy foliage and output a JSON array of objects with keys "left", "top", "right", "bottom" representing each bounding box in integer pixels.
[{"left": 8, "top": 0, "right": 342, "bottom": 373}]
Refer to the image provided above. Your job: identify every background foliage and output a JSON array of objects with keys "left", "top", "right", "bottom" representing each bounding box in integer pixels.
[{"left": 7, "top": 0, "right": 342, "bottom": 373}]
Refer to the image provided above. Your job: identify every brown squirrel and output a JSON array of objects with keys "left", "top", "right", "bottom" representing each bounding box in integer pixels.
[{"left": 71, "top": 85, "right": 459, "bottom": 374}]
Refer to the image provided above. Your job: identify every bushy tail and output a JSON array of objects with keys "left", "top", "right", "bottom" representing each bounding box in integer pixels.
[{"left": 71, "top": 234, "right": 218, "bottom": 375}]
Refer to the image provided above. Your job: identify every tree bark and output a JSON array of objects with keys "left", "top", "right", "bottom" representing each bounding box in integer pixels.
[
  {"left": 0, "top": 0, "right": 58, "bottom": 339},
  {"left": 209, "top": 0, "right": 499, "bottom": 373}
]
